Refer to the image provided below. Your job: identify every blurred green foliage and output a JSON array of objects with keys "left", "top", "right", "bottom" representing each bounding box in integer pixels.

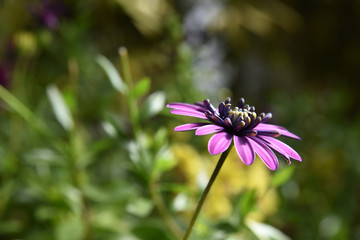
[{"left": 1, "top": 0, "right": 360, "bottom": 239}]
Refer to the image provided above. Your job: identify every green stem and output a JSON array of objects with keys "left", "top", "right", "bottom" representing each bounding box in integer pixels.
[
  {"left": 118, "top": 47, "right": 139, "bottom": 136},
  {"left": 69, "top": 129, "right": 92, "bottom": 240},
  {"left": 182, "top": 146, "right": 232, "bottom": 240},
  {"left": 149, "top": 181, "right": 183, "bottom": 240}
]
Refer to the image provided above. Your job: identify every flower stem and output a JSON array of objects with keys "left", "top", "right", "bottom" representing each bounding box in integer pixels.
[
  {"left": 182, "top": 146, "right": 232, "bottom": 240},
  {"left": 118, "top": 47, "right": 140, "bottom": 136},
  {"left": 149, "top": 181, "right": 183, "bottom": 240}
]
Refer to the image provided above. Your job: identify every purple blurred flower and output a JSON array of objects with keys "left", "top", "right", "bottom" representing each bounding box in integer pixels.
[
  {"left": 30, "top": 0, "right": 67, "bottom": 30},
  {"left": 167, "top": 97, "right": 301, "bottom": 170},
  {"left": 0, "top": 40, "right": 16, "bottom": 88},
  {"left": 0, "top": 65, "right": 11, "bottom": 87}
]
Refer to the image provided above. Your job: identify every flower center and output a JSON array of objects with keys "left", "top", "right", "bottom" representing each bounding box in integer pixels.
[{"left": 203, "top": 97, "right": 272, "bottom": 136}]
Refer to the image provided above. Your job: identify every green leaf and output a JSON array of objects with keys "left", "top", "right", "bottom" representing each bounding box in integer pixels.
[
  {"left": 271, "top": 166, "right": 294, "bottom": 187},
  {"left": 0, "top": 85, "right": 43, "bottom": 130},
  {"left": 131, "top": 77, "right": 151, "bottom": 98},
  {"left": 62, "top": 88, "right": 77, "bottom": 111},
  {"left": 153, "top": 128, "right": 168, "bottom": 149},
  {"left": 55, "top": 214, "right": 85, "bottom": 240},
  {"left": 172, "top": 193, "right": 189, "bottom": 211},
  {"left": 96, "top": 54, "right": 128, "bottom": 94},
  {"left": 60, "top": 186, "right": 82, "bottom": 215},
  {"left": 152, "top": 147, "right": 176, "bottom": 180},
  {"left": 140, "top": 91, "right": 166, "bottom": 120},
  {"left": 126, "top": 197, "right": 153, "bottom": 217},
  {"left": 92, "top": 209, "right": 132, "bottom": 234},
  {"left": 46, "top": 85, "right": 74, "bottom": 131},
  {"left": 24, "top": 148, "right": 65, "bottom": 166},
  {"left": 246, "top": 219, "right": 291, "bottom": 240},
  {"left": 239, "top": 189, "right": 257, "bottom": 220}
]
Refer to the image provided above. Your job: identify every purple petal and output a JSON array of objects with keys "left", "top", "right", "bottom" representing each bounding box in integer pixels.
[
  {"left": 167, "top": 102, "right": 206, "bottom": 112},
  {"left": 247, "top": 137, "right": 279, "bottom": 170},
  {"left": 208, "top": 132, "right": 233, "bottom": 155},
  {"left": 255, "top": 123, "right": 301, "bottom": 140},
  {"left": 256, "top": 123, "right": 287, "bottom": 130},
  {"left": 233, "top": 136, "right": 255, "bottom": 165},
  {"left": 170, "top": 109, "right": 208, "bottom": 119},
  {"left": 259, "top": 136, "right": 302, "bottom": 162},
  {"left": 256, "top": 130, "right": 280, "bottom": 137},
  {"left": 258, "top": 137, "right": 290, "bottom": 162},
  {"left": 174, "top": 123, "right": 208, "bottom": 132},
  {"left": 276, "top": 130, "right": 301, "bottom": 140},
  {"left": 195, "top": 124, "right": 224, "bottom": 136}
]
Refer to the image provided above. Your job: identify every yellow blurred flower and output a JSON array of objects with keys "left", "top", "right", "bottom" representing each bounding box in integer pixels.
[
  {"left": 15, "top": 31, "right": 37, "bottom": 56},
  {"left": 171, "top": 143, "right": 279, "bottom": 222},
  {"left": 171, "top": 144, "right": 205, "bottom": 192}
]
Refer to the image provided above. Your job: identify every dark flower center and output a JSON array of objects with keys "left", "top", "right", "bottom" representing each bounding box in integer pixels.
[{"left": 202, "top": 97, "right": 272, "bottom": 136}]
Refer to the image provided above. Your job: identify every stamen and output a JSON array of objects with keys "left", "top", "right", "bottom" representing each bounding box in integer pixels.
[
  {"left": 225, "top": 97, "right": 231, "bottom": 104},
  {"left": 212, "top": 113, "right": 225, "bottom": 125},
  {"left": 247, "top": 116, "right": 262, "bottom": 129},
  {"left": 251, "top": 112, "right": 257, "bottom": 119},
  {"left": 257, "top": 130, "right": 280, "bottom": 137},
  {"left": 244, "top": 116, "right": 251, "bottom": 126},
  {"left": 262, "top": 113, "right": 272, "bottom": 123},
  {"left": 225, "top": 103, "right": 231, "bottom": 116},
  {"left": 224, "top": 117, "right": 232, "bottom": 127},
  {"left": 218, "top": 98, "right": 274, "bottom": 135},
  {"left": 237, "top": 98, "right": 245, "bottom": 109},
  {"left": 228, "top": 110, "right": 235, "bottom": 119},
  {"left": 205, "top": 110, "right": 213, "bottom": 120},
  {"left": 203, "top": 99, "right": 217, "bottom": 113},
  {"left": 232, "top": 112, "right": 241, "bottom": 125},
  {"left": 218, "top": 102, "right": 226, "bottom": 117},
  {"left": 243, "top": 130, "right": 258, "bottom": 136},
  {"left": 235, "top": 121, "right": 245, "bottom": 132},
  {"left": 203, "top": 99, "right": 211, "bottom": 107}
]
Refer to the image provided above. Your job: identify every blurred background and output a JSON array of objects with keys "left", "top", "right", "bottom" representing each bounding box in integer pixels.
[{"left": 1, "top": 0, "right": 360, "bottom": 239}]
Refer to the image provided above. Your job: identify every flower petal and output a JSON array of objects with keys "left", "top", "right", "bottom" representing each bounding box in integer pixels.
[
  {"left": 255, "top": 123, "right": 301, "bottom": 140},
  {"left": 174, "top": 123, "right": 208, "bottom": 131},
  {"left": 276, "top": 130, "right": 301, "bottom": 140},
  {"left": 256, "top": 130, "right": 281, "bottom": 137},
  {"left": 248, "top": 137, "right": 279, "bottom": 170},
  {"left": 170, "top": 109, "right": 207, "bottom": 119},
  {"left": 195, "top": 124, "right": 225, "bottom": 136},
  {"left": 258, "top": 136, "right": 302, "bottom": 162},
  {"left": 167, "top": 102, "right": 206, "bottom": 112},
  {"left": 233, "top": 136, "right": 255, "bottom": 165},
  {"left": 256, "top": 123, "right": 287, "bottom": 130},
  {"left": 208, "top": 132, "right": 233, "bottom": 155}
]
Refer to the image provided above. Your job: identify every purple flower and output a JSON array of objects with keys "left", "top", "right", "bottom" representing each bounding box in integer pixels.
[
  {"left": 167, "top": 97, "right": 301, "bottom": 170},
  {"left": 29, "top": 0, "right": 67, "bottom": 30}
]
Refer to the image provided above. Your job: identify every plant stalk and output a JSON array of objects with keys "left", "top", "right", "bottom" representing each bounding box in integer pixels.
[
  {"left": 149, "top": 181, "right": 183, "bottom": 240},
  {"left": 182, "top": 146, "right": 232, "bottom": 240},
  {"left": 118, "top": 47, "right": 140, "bottom": 136}
]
